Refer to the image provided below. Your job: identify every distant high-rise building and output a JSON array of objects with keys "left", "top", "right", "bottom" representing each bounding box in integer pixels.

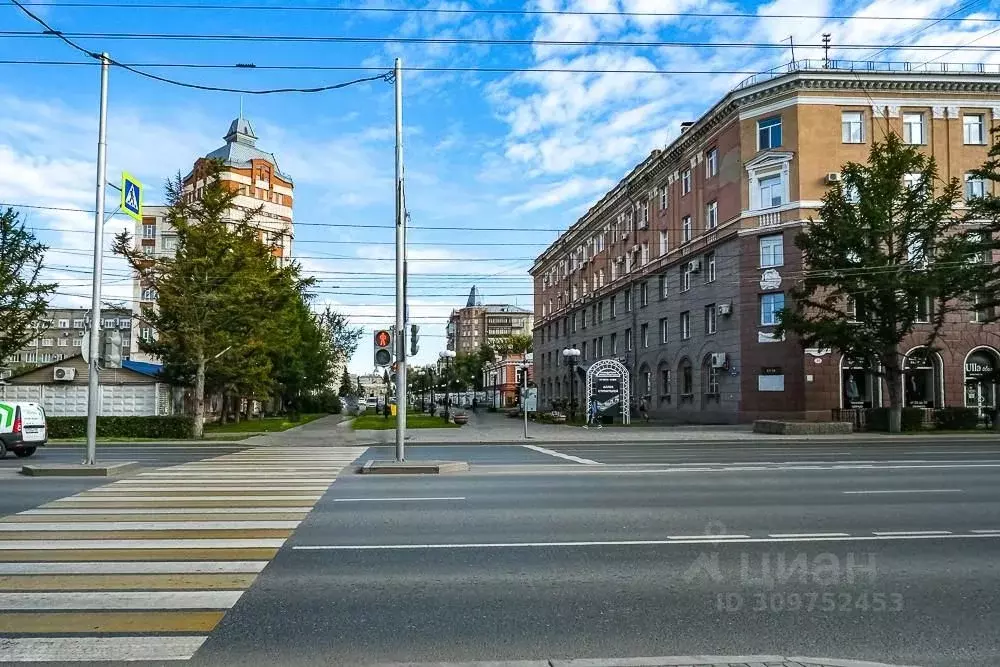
[{"left": 446, "top": 286, "right": 533, "bottom": 355}]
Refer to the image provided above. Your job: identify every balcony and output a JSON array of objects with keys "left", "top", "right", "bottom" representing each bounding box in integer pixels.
[{"left": 757, "top": 210, "right": 783, "bottom": 228}]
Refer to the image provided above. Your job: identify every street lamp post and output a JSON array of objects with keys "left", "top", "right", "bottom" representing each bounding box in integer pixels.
[
  {"left": 439, "top": 350, "right": 456, "bottom": 421},
  {"left": 562, "top": 348, "right": 581, "bottom": 422}
]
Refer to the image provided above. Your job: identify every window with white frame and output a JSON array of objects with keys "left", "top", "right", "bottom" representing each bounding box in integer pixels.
[
  {"left": 706, "top": 365, "right": 721, "bottom": 395},
  {"left": 57, "top": 319, "right": 69, "bottom": 329},
  {"left": 706, "top": 201, "right": 718, "bottom": 229},
  {"left": 681, "top": 263, "right": 692, "bottom": 292},
  {"left": 842, "top": 111, "right": 864, "bottom": 143},
  {"left": 903, "top": 172, "right": 924, "bottom": 190},
  {"left": 659, "top": 317, "right": 668, "bottom": 344},
  {"left": 659, "top": 230, "right": 668, "bottom": 256},
  {"left": 72, "top": 319, "right": 84, "bottom": 329},
  {"left": 914, "top": 294, "right": 932, "bottom": 324},
  {"left": 611, "top": 332, "right": 618, "bottom": 353},
  {"left": 625, "top": 327, "right": 633, "bottom": 351},
  {"left": 682, "top": 215, "right": 692, "bottom": 243},
  {"left": 706, "top": 147, "right": 718, "bottom": 177},
  {"left": 682, "top": 169, "right": 691, "bottom": 195},
  {"left": 610, "top": 295, "right": 617, "bottom": 318},
  {"left": 902, "top": 112, "right": 924, "bottom": 144},
  {"left": 758, "top": 173, "right": 784, "bottom": 208},
  {"left": 72, "top": 338, "right": 82, "bottom": 347},
  {"left": 598, "top": 269, "right": 605, "bottom": 288},
  {"left": 680, "top": 311, "right": 691, "bottom": 340},
  {"left": 641, "top": 323, "right": 649, "bottom": 348},
  {"left": 966, "top": 173, "right": 986, "bottom": 201},
  {"left": 57, "top": 338, "right": 68, "bottom": 347},
  {"left": 705, "top": 303, "right": 717, "bottom": 334},
  {"left": 610, "top": 261, "right": 618, "bottom": 282},
  {"left": 40, "top": 338, "right": 53, "bottom": 347},
  {"left": 760, "top": 292, "right": 785, "bottom": 326},
  {"left": 706, "top": 251, "right": 716, "bottom": 282},
  {"left": 640, "top": 281, "right": 648, "bottom": 307},
  {"left": 759, "top": 234, "right": 783, "bottom": 268},
  {"left": 641, "top": 243, "right": 649, "bottom": 265},
  {"left": 659, "top": 273, "right": 668, "bottom": 299},
  {"left": 142, "top": 224, "right": 156, "bottom": 239},
  {"left": 964, "top": 114, "right": 985, "bottom": 145},
  {"left": 757, "top": 116, "right": 782, "bottom": 149},
  {"left": 659, "top": 186, "right": 668, "bottom": 210},
  {"left": 639, "top": 201, "right": 650, "bottom": 229}
]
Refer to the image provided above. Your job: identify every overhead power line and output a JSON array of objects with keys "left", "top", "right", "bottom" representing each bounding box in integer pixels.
[
  {"left": 7, "top": 0, "right": 394, "bottom": 94},
  {"left": 4, "top": 29, "right": 1000, "bottom": 51},
  {"left": 15, "top": 3, "right": 1000, "bottom": 22}
]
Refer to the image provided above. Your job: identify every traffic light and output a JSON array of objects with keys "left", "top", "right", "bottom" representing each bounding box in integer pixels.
[
  {"left": 410, "top": 324, "right": 420, "bottom": 356},
  {"left": 374, "top": 329, "right": 392, "bottom": 367}
]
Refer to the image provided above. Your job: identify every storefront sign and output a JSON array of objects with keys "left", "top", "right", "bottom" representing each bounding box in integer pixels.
[
  {"left": 761, "top": 366, "right": 783, "bottom": 375},
  {"left": 593, "top": 375, "right": 622, "bottom": 417}
]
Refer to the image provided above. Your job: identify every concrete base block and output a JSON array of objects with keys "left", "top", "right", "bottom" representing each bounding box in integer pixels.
[
  {"left": 360, "top": 460, "right": 469, "bottom": 474},
  {"left": 20, "top": 462, "right": 140, "bottom": 477},
  {"left": 753, "top": 420, "right": 854, "bottom": 435}
]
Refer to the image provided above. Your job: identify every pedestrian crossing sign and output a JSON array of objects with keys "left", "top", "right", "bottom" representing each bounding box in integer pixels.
[{"left": 121, "top": 172, "right": 143, "bottom": 222}]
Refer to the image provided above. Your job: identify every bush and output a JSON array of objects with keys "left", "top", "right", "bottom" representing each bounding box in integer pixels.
[
  {"left": 864, "top": 407, "right": 926, "bottom": 432},
  {"left": 299, "top": 389, "right": 342, "bottom": 414},
  {"left": 47, "top": 415, "right": 194, "bottom": 439},
  {"left": 933, "top": 407, "right": 980, "bottom": 431}
]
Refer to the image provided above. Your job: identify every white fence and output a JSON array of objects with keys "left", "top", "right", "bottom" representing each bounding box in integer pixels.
[{"left": 0, "top": 384, "right": 171, "bottom": 417}]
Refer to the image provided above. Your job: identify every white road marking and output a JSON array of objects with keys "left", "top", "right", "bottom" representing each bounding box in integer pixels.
[
  {"left": 0, "top": 636, "right": 208, "bottom": 662},
  {"left": 18, "top": 507, "right": 314, "bottom": 515},
  {"left": 470, "top": 462, "right": 1000, "bottom": 474},
  {"left": 873, "top": 530, "right": 953, "bottom": 536},
  {"left": 56, "top": 495, "right": 322, "bottom": 502},
  {"left": 331, "top": 497, "right": 466, "bottom": 503},
  {"left": 0, "top": 590, "right": 243, "bottom": 610},
  {"left": 0, "top": 521, "right": 300, "bottom": 531},
  {"left": 0, "top": 539, "right": 286, "bottom": 550},
  {"left": 293, "top": 532, "right": 1000, "bottom": 550},
  {"left": 0, "top": 561, "right": 268, "bottom": 574},
  {"left": 843, "top": 489, "right": 964, "bottom": 495},
  {"left": 971, "top": 529, "right": 1000, "bottom": 534},
  {"left": 521, "top": 444, "right": 603, "bottom": 465},
  {"left": 667, "top": 534, "right": 750, "bottom": 540},
  {"left": 88, "top": 487, "right": 329, "bottom": 493},
  {"left": 767, "top": 532, "right": 851, "bottom": 538}
]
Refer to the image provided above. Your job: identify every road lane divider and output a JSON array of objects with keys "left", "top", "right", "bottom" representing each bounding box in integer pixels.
[
  {"left": 521, "top": 444, "right": 603, "bottom": 465},
  {"left": 0, "top": 445, "right": 367, "bottom": 664}
]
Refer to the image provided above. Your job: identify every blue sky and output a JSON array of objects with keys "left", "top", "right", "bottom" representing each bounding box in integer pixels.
[{"left": 2, "top": 0, "right": 999, "bottom": 373}]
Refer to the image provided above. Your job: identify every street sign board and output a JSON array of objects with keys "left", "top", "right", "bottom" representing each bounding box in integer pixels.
[{"left": 121, "top": 172, "right": 143, "bottom": 222}]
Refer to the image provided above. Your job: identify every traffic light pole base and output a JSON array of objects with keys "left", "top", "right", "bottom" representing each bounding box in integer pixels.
[{"left": 360, "top": 460, "right": 469, "bottom": 475}]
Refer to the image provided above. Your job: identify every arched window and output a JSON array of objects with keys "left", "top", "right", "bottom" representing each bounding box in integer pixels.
[
  {"left": 964, "top": 347, "right": 1000, "bottom": 416},
  {"left": 841, "top": 356, "right": 879, "bottom": 409},
  {"left": 638, "top": 363, "right": 651, "bottom": 399},
  {"left": 903, "top": 347, "right": 942, "bottom": 408},
  {"left": 678, "top": 358, "right": 693, "bottom": 403},
  {"left": 702, "top": 354, "right": 722, "bottom": 406},
  {"left": 657, "top": 361, "right": 671, "bottom": 405}
]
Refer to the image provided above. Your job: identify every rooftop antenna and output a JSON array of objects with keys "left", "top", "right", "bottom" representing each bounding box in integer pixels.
[
  {"left": 822, "top": 33, "right": 832, "bottom": 68},
  {"left": 786, "top": 35, "right": 796, "bottom": 64},
  {"left": 239, "top": 95, "right": 244, "bottom": 121}
]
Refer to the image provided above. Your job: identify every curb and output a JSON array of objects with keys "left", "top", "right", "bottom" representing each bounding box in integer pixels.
[{"left": 363, "top": 657, "right": 920, "bottom": 667}]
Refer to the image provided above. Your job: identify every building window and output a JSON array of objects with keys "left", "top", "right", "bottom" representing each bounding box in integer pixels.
[
  {"left": 661, "top": 368, "right": 672, "bottom": 402},
  {"left": 680, "top": 311, "right": 691, "bottom": 340},
  {"left": 571, "top": 313, "right": 577, "bottom": 333},
  {"left": 964, "top": 114, "right": 985, "bottom": 145},
  {"left": 758, "top": 173, "right": 784, "bottom": 208},
  {"left": 760, "top": 292, "right": 785, "bottom": 326},
  {"left": 597, "top": 301, "right": 604, "bottom": 323},
  {"left": 625, "top": 287, "right": 633, "bottom": 312},
  {"left": 903, "top": 172, "right": 924, "bottom": 191},
  {"left": 581, "top": 341, "right": 587, "bottom": 361},
  {"left": 706, "top": 365, "right": 721, "bottom": 395},
  {"left": 72, "top": 319, "right": 84, "bottom": 329},
  {"left": 682, "top": 215, "right": 692, "bottom": 243},
  {"left": 611, "top": 332, "right": 618, "bottom": 354},
  {"left": 842, "top": 111, "right": 864, "bottom": 143},
  {"left": 641, "top": 323, "right": 649, "bottom": 348},
  {"left": 57, "top": 338, "right": 68, "bottom": 347},
  {"left": 659, "top": 317, "right": 668, "bottom": 344},
  {"left": 610, "top": 295, "right": 617, "bottom": 318},
  {"left": 659, "top": 187, "right": 668, "bottom": 210},
  {"left": 914, "top": 295, "right": 932, "bottom": 324},
  {"left": 40, "top": 338, "right": 53, "bottom": 347},
  {"left": 706, "top": 201, "right": 718, "bottom": 229},
  {"left": 625, "top": 328, "right": 633, "bottom": 351},
  {"left": 72, "top": 338, "right": 82, "bottom": 347},
  {"left": 598, "top": 336, "right": 605, "bottom": 357},
  {"left": 681, "top": 263, "right": 692, "bottom": 292},
  {"left": 682, "top": 169, "right": 691, "bottom": 195},
  {"left": 705, "top": 303, "right": 717, "bottom": 334},
  {"left": 706, "top": 147, "right": 718, "bottom": 177},
  {"left": 141, "top": 286, "right": 157, "bottom": 301},
  {"left": 966, "top": 173, "right": 986, "bottom": 201},
  {"left": 659, "top": 230, "right": 669, "bottom": 256},
  {"left": 759, "top": 234, "right": 784, "bottom": 268},
  {"left": 142, "top": 224, "right": 156, "bottom": 239},
  {"left": 758, "top": 116, "right": 782, "bottom": 150},
  {"left": 640, "top": 282, "right": 648, "bottom": 307},
  {"left": 902, "top": 112, "right": 924, "bottom": 145},
  {"left": 658, "top": 274, "right": 668, "bottom": 299},
  {"left": 706, "top": 251, "right": 716, "bottom": 283},
  {"left": 638, "top": 202, "right": 650, "bottom": 229},
  {"left": 681, "top": 360, "right": 693, "bottom": 396}
]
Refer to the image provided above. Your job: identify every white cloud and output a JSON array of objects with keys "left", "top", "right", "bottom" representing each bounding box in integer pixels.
[{"left": 502, "top": 175, "right": 616, "bottom": 213}]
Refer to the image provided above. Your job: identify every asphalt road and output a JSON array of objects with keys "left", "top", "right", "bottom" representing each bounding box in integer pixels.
[{"left": 193, "top": 443, "right": 1000, "bottom": 667}]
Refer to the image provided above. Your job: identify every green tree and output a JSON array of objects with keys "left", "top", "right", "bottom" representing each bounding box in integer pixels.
[
  {"left": 0, "top": 208, "right": 56, "bottom": 363},
  {"left": 339, "top": 366, "right": 353, "bottom": 397},
  {"left": 114, "top": 160, "right": 308, "bottom": 437},
  {"left": 776, "top": 133, "right": 983, "bottom": 433}
]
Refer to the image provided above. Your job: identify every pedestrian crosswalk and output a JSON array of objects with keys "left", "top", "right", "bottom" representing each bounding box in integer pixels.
[{"left": 0, "top": 446, "right": 366, "bottom": 663}]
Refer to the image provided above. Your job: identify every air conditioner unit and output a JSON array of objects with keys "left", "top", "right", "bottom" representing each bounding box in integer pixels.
[
  {"left": 717, "top": 303, "right": 733, "bottom": 317},
  {"left": 53, "top": 366, "right": 76, "bottom": 382},
  {"left": 688, "top": 259, "right": 702, "bottom": 273},
  {"left": 710, "top": 353, "right": 728, "bottom": 368},
  {"left": 825, "top": 172, "right": 842, "bottom": 184}
]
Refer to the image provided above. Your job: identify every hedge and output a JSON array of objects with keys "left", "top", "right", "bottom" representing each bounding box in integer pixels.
[
  {"left": 864, "top": 407, "right": 926, "bottom": 432},
  {"left": 933, "top": 407, "right": 980, "bottom": 431},
  {"left": 47, "top": 415, "right": 194, "bottom": 439}
]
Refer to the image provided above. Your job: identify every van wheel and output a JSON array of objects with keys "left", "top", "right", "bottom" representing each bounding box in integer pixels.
[{"left": 14, "top": 448, "right": 36, "bottom": 458}]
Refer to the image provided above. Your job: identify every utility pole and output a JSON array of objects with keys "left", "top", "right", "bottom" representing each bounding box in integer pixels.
[
  {"left": 822, "top": 33, "right": 832, "bottom": 68},
  {"left": 522, "top": 361, "right": 529, "bottom": 439},
  {"left": 85, "top": 52, "right": 110, "bottom": 467},
  {"left": 393, "top": 57, "right": 407, "bottom": 462}
]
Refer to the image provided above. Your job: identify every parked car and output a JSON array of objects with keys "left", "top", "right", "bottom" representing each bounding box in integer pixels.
[{"left": 0, "top": 401, "right": 47, "bottom": 458}]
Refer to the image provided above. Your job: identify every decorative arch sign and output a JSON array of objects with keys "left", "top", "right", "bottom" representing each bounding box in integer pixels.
[{"left": 586, "top": 359, "right": 631, "bottom": 425}]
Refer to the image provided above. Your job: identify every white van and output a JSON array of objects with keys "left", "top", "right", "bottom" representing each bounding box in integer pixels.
[{"left": 0, "top": 401, "right": 47, "bottom": 458}]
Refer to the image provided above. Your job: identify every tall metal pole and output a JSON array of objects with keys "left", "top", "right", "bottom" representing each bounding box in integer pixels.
[
  {"left": 522, "top": 360, "right": 528, "bottom": 439},
  {"left": 394, "top": 57, "right": 407, "bottom": 462},
  {"left": 85, "top": 53, "right": 110, "bottom": 466}
]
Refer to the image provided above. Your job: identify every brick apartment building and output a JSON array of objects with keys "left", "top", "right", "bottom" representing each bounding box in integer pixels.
[
  {"left": 531, "top": 60, "right": 1000, "bottom": 423},
  {"left": 446, "top": 286, "right": 533, "bottom": 355},
  {"left": 130, "top": 116, "right": 294, "bottom": 362}
]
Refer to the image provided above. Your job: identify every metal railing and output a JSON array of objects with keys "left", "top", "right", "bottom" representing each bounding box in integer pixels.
[{"left": 734, "top": 59, "right": 1000, "bottom": 92}]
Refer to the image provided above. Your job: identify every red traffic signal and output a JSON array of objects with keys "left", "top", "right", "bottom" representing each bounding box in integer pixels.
[
  {"left": 375, "top": 330, "right": 391, "bottom": 347},
  {"left": 374, "top": 329, "right": 392, "bottom": 367}
]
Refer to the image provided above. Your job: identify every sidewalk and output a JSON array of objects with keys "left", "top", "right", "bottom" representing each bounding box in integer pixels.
[{"left": 242, "top": 414, "right": 351, "bottom": 447}]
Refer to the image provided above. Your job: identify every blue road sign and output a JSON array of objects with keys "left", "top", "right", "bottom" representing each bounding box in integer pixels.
[{"left": 121, "top": 172, "right": 143, "bottom": 222}]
